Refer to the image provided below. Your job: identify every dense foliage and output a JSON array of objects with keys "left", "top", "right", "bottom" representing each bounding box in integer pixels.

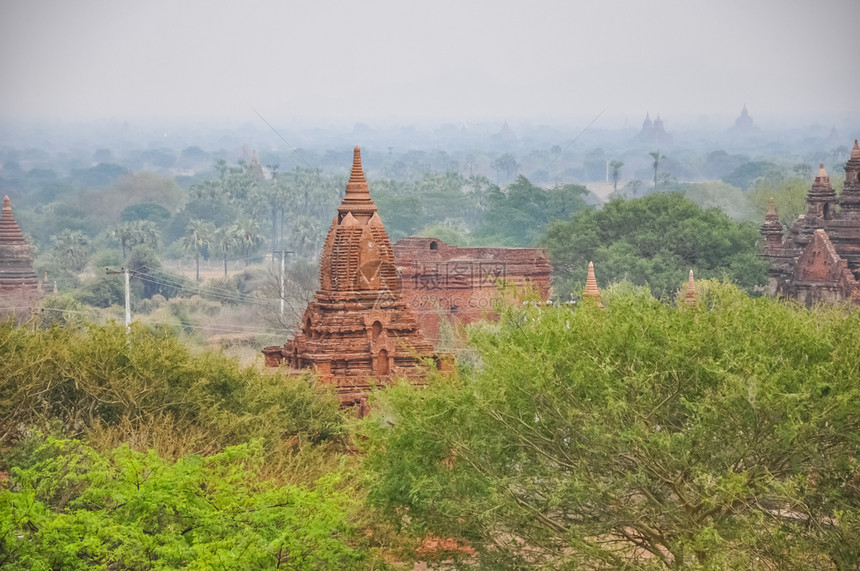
[
  {"left": 0, "top": 321, "right": 343, "bottom": 455},
  {"left": 362, "top": 282, "right": 860, "bottom": 569},
  {"left": 471, "top": 176, "right": 590, "bottom": 246},
  {"left": 543, "top": 193, "right": 767, "bottom": 298},
  {"left": 0, "top": 322, "right": 395, "bottom": 568},
  {"left": 1, "top": 438, "right": 365, "bottom": 570}
]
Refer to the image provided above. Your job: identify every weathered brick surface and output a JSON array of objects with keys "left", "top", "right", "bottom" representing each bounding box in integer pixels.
[
  {"left": 393, "top": 237, "right": 552, "bottom": 342},
  {"left": 760, "top": 143, "right": 860, "bottom": 305},
  {"left": 0, "top": 196, "right": 39, "bottom": 293}
]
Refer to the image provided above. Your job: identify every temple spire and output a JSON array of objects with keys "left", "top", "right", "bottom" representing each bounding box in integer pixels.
[
  {"left": 684, "top": 269, "right": 697, "bottom": 306},
  {"left": 852, "top": 139, "right": 860, "bottom": 159},
  {"left": 760, "top": 196, "right": 783, "bottom": 251},
  {"left": 766, "top": 196, "right": 777, "bottom": 218},
  {"left": 583, "top": 261, "right": 603, "bottom": 307},
  {"left": 339, "top": 146, "right": 375, "bottom": 219}
]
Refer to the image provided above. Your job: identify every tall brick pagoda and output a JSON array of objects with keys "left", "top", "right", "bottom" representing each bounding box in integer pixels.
[
  {"left": 0, "top": 196, "right": 39, "bottom": 294},
  {"left": 760, "top": 141, "right": 860, "bottom": 305},
  {"left": 264, "top": 147, "right": 438, "bottom": 408}
]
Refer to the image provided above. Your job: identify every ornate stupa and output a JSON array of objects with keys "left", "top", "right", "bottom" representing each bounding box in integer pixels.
[
  {"left": 263, "top": 147, "right": 438, "bottom": 409},
  {"left": 0, "top": 196, "right": 39, "bottom": 293}
]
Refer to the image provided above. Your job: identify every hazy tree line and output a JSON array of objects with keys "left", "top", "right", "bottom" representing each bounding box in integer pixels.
[{"left": 2, "top": 136, "right": 849, "bottom": 345}]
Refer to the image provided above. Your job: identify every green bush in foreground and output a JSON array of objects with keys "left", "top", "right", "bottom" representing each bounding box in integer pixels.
[
  {"left": 0, "top": 321, "right": 343, "bottom": 460},
  {"left": 1, "top": 437, "right": 366, "bottom": 569},
  {"left": 362, "top": 282, "right": 860, "bottom": 569}
]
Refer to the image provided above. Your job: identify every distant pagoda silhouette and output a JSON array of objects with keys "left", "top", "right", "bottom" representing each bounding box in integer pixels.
[
  {"left": 635, "top": 112, "right": 672, "bottom": 145},
  {"left": 731, "top": 104, "right": 759, "bottom": 135}
]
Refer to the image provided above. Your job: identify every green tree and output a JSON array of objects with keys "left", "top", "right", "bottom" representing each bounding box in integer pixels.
[
  {"left": 721, "top": 161, "right": 785, "bottom": 190},
  {"left": 362, "top": 282, "right": 860, "bottom": 569},
  {"left": 609, "top": 159, "right": 624, "bottom": 192},
  {"left": 50, "top": 230, "right": 92, "bottom": 272},
  {"left": 681, "top": 181, "right": 753, "bottom": 221},
  {"left": 473, "top": 176, "right": 589, "bottom": 246},
  {"left": 234, "top": 217, "right": 264, "bottom": 265},
  {"left": 650, "top": 150, "right": 667, "bottom": 188},
  {"left": 1, "top": 438, "right": 368, "bottom": 569},
  {"left": 542, "top": 193, "right": 767, "bottom": 298},
  {"left": 108, "top": 220, "right": 160, "bottom": 260},
  {"left": 213, "top": 225, "right": 238, "bottom": 279},
  {"left": 182, "top": 219, "right": 214, "bottom": 282},
  {"left": 748, "top": 177, "right": 810, "bottom": 229},
  {"left": 491, "top": 153, "right": 519, "bottom": 185}
]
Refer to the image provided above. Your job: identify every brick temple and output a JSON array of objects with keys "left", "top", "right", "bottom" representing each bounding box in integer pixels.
[
  {"left": 263, "top": 147, "right": 439, "bottom": 408},
  {"left": 393, "top": 237, "right": 552, "bottom": 342},
  {"left": 760, "top": 141, "right": 860, "bottom": 305}
]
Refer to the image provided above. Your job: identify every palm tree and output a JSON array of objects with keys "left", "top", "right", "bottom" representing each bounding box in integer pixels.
[
  {"left": 290, "top": 216, "right": 323, "bottom": 258},
  {"left": 108, "top": 223, "right": 138, "bottom": 260},
  {"left": 234, "top": 218, "right": 264, "bottom": 266},
  {"left": 609, "top": 160, "right": 624, "bottom": 192},
  {"left": 52, "top": 230, "right": 92, "bottom": 272},
  {"left": 182, "top": 219, "right": 214, "bottom": 281},
  {"left": 214, "top": 226, "right": 238, "bottom": 279},
  {"left": 649, "top": 151, "right": 666, "bottom": 188}
]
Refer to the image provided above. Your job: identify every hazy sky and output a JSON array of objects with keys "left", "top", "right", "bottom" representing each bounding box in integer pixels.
[{"left": 1, "top": 0, "right": 858, "bottom": 126}]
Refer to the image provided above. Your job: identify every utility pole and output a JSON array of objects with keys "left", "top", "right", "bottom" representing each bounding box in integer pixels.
[
  {"left": 272, "top": 250, "right": 293, "bottom": 316},
  {"left": 106, "top": 267, "right": 133, "bottom": 333}
]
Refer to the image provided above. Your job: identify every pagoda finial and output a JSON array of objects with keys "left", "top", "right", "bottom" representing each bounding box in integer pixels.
[
  {"left": 339, "top": 145, "right": 375, "bottom": 217},
  {"left": 3, "top": 195, "right": 10, "bottom": 210},
  {"left": 852, "top": 139, "right": 860, "bottom": 159},
  {"left": 766, "top": 197, "right": 777, "bottom": 218},
  {"left": 583, "top": 261, "right": 603, "bottom": 306},
  {"left": 811, "top": 162, "right": 832, "bottom": 191},
  {"left": 684, "top": 269, "right": 697, "bottom": 306},
  {"left": 349, "top": 146, "right": 366, "bottom": 185}
]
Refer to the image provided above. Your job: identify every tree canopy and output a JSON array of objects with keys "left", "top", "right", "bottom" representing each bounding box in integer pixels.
[
  {"left": 473, "top": 175, "right": 590, "bottom": 246},
  {"left": 361, "top": 282, "right": 860, "bottom": 569},
  {"left": 542, "top": 193, "right": 767, "bottom": 298}
]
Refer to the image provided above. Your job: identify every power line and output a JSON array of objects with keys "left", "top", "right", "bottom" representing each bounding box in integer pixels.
[
  {"left": 543, "top": 109, "right": 607, "bottom": 172},
  {"left": 252, "top": 108, "right": 315, "bottom": 170}
]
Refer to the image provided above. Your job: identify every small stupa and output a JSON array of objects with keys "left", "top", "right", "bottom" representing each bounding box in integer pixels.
[{"left": 583, "top": 261, "right": 603, "bottom": 307}]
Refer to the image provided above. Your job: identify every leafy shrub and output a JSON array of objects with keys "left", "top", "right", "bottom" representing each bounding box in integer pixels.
[
  {"left": 0, "top": 322, "right": 344, "bottom": 458},
  {"left": 1, "top": 437, "right": 367, "bottom": 569}
]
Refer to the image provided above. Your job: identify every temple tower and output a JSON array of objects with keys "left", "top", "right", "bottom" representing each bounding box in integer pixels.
[
  {"left": 805, "top": 164, "right": 837, "bottom": 222},
  {"left": 264, "top": 147, "right": 437, "bottom": 408},
  {"left": 838, "top": 140, "right": 860, "bottom": 219},
  {"left": 758, "top": 143, "right": 860, "bottom": 305},
  {"left": 760, "top": 198, "right": 783, "bottom": 253},
  {"left": 0, "top": 196, "right": 39, "bottom": 293}
]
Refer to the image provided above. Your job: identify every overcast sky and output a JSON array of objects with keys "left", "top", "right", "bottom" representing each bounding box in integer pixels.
[{"left": 1, "top": 0, "right": 858, "bottom": 126}]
